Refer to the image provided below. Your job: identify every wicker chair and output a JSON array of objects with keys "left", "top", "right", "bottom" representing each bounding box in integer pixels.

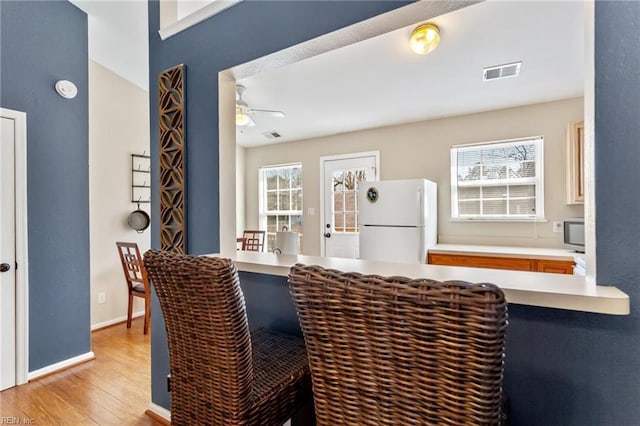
[
  {"left": 144, "top": 250, "right": 311, "bottom": 426},
  {"left": 288, "top": 263, "right": 508, "bottom": 426}
]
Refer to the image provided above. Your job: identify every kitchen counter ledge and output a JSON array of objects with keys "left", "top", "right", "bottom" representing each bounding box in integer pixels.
[{"left": 212, "top": 251, "right": 629, "bottom": 316}]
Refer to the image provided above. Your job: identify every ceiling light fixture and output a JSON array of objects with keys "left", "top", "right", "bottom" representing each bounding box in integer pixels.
[
  {"left": 409, "top": 23, "right": 440, "bottom": 55},
  {"left": 236, "top": 105, "right": 251, "bottom": 127}
]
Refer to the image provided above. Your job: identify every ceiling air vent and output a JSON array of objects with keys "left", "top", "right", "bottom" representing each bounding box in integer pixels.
[
  {"left": 261, "top": 130, "right": 282, "bottom": 139},
  {"left": 483, "top": 61, "right": 522, "bottom": 82}
]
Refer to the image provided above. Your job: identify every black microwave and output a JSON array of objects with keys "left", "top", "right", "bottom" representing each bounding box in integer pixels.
[{"left": 563, "top": 218, "right": 585, "bottom": 252}]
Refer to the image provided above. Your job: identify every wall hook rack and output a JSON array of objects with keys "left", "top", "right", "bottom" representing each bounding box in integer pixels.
[{"left": 131, "top": 153, "right": 151, "bottom": 203}]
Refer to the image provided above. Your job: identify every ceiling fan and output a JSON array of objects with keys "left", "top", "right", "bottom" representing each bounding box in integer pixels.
[{"left": 235, "top": 85, "right": 285, "bottom": 127}]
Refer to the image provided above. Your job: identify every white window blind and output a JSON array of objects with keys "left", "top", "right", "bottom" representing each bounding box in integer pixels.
[
  {"left": 259, "top": 164, "right": 303, "bottom": 251},
  {"left": 450, "top": 137, "right": 544, "bottom": 220}
]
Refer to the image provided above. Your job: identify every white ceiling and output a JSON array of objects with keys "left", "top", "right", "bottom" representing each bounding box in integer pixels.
[
  {"left": 177, "top": 0, "right": 215, "bottom": 20},
  {"left": 70, "top": 0, "right": 149, "bottom": 90},
  {"left": 65, "top": 1, "right": 584, "bottom": 145},
  {"left": 236, "top": 1, "right": 585, "bottom": 147}
]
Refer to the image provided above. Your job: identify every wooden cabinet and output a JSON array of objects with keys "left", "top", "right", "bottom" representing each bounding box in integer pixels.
[
  {"left": 428, "top": 253, "right": 532, "bottom": 271},
  {"left": 566, "top": 120, "right": 584, "bottom": 204},
  {"left": 532, "top": 259, "right": 575, "bottom": 274},
  {"left": 427, "top": 253, "right": 575, "bottom": 275}
]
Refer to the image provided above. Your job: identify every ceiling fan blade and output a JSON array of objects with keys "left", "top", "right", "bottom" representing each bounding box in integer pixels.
[{"left": 249, "top": 108, "right": 285, "bottom": 118}]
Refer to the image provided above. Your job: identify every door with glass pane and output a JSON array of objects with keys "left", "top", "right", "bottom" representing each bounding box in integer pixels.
[
  {"left": 321, "top": 153, "right": 378, "bottom": 258},
  {"left": 261, "top": 164, "right": 303, "bottom": 252}
]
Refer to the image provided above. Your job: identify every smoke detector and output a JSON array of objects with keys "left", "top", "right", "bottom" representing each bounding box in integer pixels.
[
  {"left": 483, "top": 61, "right": 522, "bottom": 82},
  {"left": 55, "top": 80, "right": 78, "bottom": 99}
]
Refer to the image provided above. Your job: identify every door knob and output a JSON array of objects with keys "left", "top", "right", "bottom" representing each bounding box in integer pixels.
[
  {"left": 0, "top": 263, "right": 10, "bottom": 272},
  {"left": 324, "top": 232, "right": 331, "bottom": 238}
]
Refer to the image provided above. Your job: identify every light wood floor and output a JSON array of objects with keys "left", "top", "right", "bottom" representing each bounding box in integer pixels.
[{"left": 0, "top": 318, "right": 164, "bottom": 425}]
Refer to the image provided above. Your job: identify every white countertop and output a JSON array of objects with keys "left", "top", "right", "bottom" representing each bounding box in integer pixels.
[
  {"left": 216, "top": 251, "right": 628, "bottom": 316},
  {"left": 428, "top": 244, "right": 583, "bottom": 261}
]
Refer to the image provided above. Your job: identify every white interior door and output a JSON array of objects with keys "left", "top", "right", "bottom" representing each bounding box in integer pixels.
[
  {"left": 1, "top": 116, "right": 17, "bottom": 391},
  {"left": 321, "top": 152, "right": 378, "bottom": 258}
]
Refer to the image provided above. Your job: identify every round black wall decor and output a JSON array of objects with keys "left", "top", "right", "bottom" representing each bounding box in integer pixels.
[{"left": 366, "top": 187, "right": 379, "bottom": 203}]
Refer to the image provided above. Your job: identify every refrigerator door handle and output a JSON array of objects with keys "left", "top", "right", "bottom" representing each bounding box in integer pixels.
[{"left": 418, "top": 189, "right": 424, "bottom": 225}]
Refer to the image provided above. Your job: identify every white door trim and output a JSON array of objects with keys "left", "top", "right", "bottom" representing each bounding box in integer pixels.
[
  {"left": 1, "top": 108, "right": 29, "bottom": 385},
  {"left": 319, "top": 151, "right": 379, "bottom": 257}
]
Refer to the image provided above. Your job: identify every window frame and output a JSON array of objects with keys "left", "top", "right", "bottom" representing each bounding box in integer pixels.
[
  {"left": 450, "top": 137, "right": 545, "bottom": 221},
  {"left": 258, "top": 163, "right": 303, "bottom": 250}
]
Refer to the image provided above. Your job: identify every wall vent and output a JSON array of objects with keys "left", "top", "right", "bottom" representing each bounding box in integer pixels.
[
  {"left": 261, "top": 131, "right": 282, "bottom": 139},
  {"left": 483, "top": 61, "right": 522, "bottom": 82}
]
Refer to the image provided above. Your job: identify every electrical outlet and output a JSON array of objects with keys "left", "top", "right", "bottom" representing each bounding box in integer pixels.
[
  {"left": 552, "top": 221, "right": 563, "bottom": 233},
  {"left": 98, "top": 292, "right": 106, "bottom": 304}
]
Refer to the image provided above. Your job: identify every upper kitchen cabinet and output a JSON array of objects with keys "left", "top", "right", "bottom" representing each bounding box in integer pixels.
[{"left": 566, "top": 120, "right": 584, "bottom": 204}]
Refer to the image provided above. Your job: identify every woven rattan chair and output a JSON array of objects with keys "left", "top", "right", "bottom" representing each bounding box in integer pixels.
[
  {"left": 144, "top": 250, "right": 311, "bottom": 426},
  {"left": 289, "top": 263, "right": 508, "bottom": 426}
]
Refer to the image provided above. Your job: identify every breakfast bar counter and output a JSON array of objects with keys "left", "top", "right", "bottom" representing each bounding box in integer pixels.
[{"left": 217, "top": 251, "right": 629, "bottom": 316}]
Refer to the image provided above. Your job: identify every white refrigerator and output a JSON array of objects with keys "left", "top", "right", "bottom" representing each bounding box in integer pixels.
[{"left": 358, "top": 179, "right": 437, "bottom": 264}]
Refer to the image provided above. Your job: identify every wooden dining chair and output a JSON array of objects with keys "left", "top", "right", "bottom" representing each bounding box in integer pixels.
[
  {"left": 289, "top": 263, "right": 509, "bottom": 425},
  {"left": 236, "top": 237, "right": 247, "bottom": 250},
  {"left": 144, "top": 250, "right": 311, "bottom": 426},
  {"left": 115, "top": 242, "right": 151, "bottom": 335},
  {"left": 241, "top": 230, "right": 265, "bottom": 252}
]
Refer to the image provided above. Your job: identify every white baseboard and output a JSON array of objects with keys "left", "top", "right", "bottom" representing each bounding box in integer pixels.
[
  {"left": 147, "top": 402, "right": 171, "bottom": 422},
  {"left": 28, "top": 351, "right": 96, "bottom": 381},
  {"left": 91, "top": 310, "right": 145, "bottom": 331}
]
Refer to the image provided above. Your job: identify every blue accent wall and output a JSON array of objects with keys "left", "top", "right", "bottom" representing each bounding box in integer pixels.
[
  {"left": 148, "top": 0, "right": 412, "bottom": 256},
  {"left": 0, "top": 1, "right": 90, "bottom": 370},
  {"left": 147, "top": 0, "right": 411, "bottom": 408},
  {"left": 595, "top": 2, "right": 640, "bottom": 285},
  {"left": 148, "top": 1, "right": 640, "bottom": 423}
]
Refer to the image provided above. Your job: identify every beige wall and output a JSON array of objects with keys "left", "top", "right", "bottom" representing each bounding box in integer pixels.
[
  {"left": 236, "top": 144, "right": 246, "bottom": 236},
  {"left": 243, "top": 97, "right": 584, "bottom": 255},
  {"left": 89, "top": 60, "right": 150, "bottom": 327}
]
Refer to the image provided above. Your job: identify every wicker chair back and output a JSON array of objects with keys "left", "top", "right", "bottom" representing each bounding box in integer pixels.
[{"left": 289, "top": 263, "right": 508, "bottom": 425}]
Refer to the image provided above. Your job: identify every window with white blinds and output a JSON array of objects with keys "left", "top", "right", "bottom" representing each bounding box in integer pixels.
[{"left": 450, "top": 137, "right": 544, "bottom": 220}]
